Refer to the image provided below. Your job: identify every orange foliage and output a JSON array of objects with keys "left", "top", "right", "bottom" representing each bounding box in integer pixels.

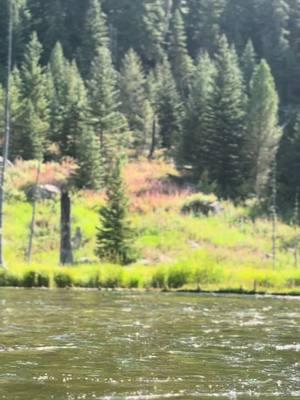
[
  {"left": 8, "top": 159, "right": 192, "bottom": 213},
  {"left": 8, "top": 158, "right": 77, "bottom": 190}
]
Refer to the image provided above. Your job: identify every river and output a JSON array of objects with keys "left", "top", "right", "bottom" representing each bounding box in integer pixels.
[{"left": 0, "top": 289, "right": 299, "bottom": 399}]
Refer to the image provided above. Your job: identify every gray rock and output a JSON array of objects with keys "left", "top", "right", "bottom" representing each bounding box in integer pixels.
[{"left": 26, "top": 184, "right": 60, "bottom": 201}]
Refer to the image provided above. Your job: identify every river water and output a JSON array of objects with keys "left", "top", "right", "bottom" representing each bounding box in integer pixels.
[{"left": 0, "top": 289, "right": 299, "bottom": 399}]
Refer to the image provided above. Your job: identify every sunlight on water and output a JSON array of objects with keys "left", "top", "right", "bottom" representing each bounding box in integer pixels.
[{"left": 0, "top": 290, "right": 299, "bottom": 400}]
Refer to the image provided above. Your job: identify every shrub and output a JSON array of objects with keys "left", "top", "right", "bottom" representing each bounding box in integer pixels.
[
  {"left": 167, "top": 266, "right": 190, "bottom": 289},
  {"left": 193, "top": 265, "right": 223, "bottom": 286},
  {"left": 99, "top": 267, "right": 123, "bottom": 288},
  {"left": 54, "top": 273, "right": 72, "bottom": 288},
  {"left": 4, "top": 273, "right": 21, "bottom": 287},
  {"left": 127, "top": 276, "right": 140, "bottom": 289},
  {"left": 22, "top": 271, "right": 36, "bottom": 287},
  {"left": 151, "top": 269, "right": 166, "bottom": 289},
  {"left": 181, "top": 193, "right": 222, "bottom": 216},
  {"left": 36, "top": 273, "right": 50, "bottom": 287}
]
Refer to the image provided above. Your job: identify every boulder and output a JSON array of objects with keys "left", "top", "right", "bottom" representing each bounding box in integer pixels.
[{"left": 26, "top": 184, "right": 60, "bottom": 201}]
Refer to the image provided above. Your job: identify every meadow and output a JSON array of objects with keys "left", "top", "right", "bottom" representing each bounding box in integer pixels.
[{"left": 1, "top": 159, "right": 300, "bottom": 294}]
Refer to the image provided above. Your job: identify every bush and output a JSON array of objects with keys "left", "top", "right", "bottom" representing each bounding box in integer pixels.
[
  {"left": 181, "top": 193, "right": 222, "bottom": 216},
  {"left": 3, "top": 273, "right": 21, "bottom": 287},
  {"left": 22, "top": 271, "right": 36, "bottom": 287},
  {"left": 36, "top": 273, "right": 50, "bottom": 287},
  {"left": 54, "top": 273, "right": 72, "bottom": 288},
  {"left": 99, "top": 268, "right": 123, "bottom": 288},
  {"left": 193, "top": 265, "right": 223, "bottom": 286},
  {"left": 167, "top": 266, "right": 190, "bottom": 289},
  {"left": 151, "top": 269, "right": 166, "bottom": 289}
]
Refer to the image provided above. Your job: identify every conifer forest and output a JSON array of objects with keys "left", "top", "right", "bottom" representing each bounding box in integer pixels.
[
  {"left": 0, "top": 0, "right": 300, "bottom": 289},
  {"left": 0, "top": 0, "right": 299, "bottom": 204},
  {"left": 2, "top": 3, "right": 300, "bottom": 398}
]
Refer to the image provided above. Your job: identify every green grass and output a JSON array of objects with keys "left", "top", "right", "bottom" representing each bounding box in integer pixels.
[{"left": 1, "top": 193, "right": 300, "bottom": 294}]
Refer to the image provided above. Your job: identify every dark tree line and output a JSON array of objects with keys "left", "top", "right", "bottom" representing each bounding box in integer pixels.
[{"left": 0, "top": 0, "right": 299, "bottom": 207}]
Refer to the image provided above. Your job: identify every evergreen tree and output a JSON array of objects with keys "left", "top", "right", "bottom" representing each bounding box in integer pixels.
[
  {"left": 168, "top": 9, "right": 194, "bottom": 97},
  {"left": 240, "top": 39, "right": 257, "bottom": 90},
  {"left": 186, "top": 0, "right": 225, "bottom": 57},
  {"left": 179, "top": 52, "right": 215, "bottom": 175},
  {"left": 120, "top": 49, "right": 149, "bottom": 155},
  {"left": 67, "top": 61, "right": 101, "bottom": 189},
  {"left": 75, "top": 127, "right": 102, "bottom": 190},
  {"left": 16, "top": 32, "right": 49, "bottom": 160},
  {"left": 153, "top": 57, "right": 182, "bottom": 150},
  {"left": 209, "top": 35, "right": 247, "bottom": 199},
  {"left": 0, "top": 0, "right": 32, "bottom": 81},
  {"left": 257, "top": 0, "right": 291, "bottom": 99},
  {"left": 47, "top": 42, "right": 69, "bottom": 152},
  {"left": 78, "top": 0, "right": 109, "bottom": 77},
  {"left": 222, "top": 0, "right": 257, "bottom": 51},
  {"left": 26, "top": 0, "right": 66, "bottom": 61},
  {"left": 88, "top": 46, "right": 129, "bottom": 182},
  {"left": 9, "top": 68, "right": 25, "bottom": 160},
  {"left": 95, "top": 159, "right": 134, "bottom": 265},
  {"left": 246, "top": 60, "right": 282, "bottom": 196},
  {"left": 142, "top": 0, "right": 167, "bottom": 65},
  {"left": 277, "top": 113, "right": 300, "bottom": 209}
]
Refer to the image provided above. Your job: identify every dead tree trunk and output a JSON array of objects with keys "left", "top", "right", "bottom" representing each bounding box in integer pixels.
[
  {"left": 148, "top": 115, "right": 157, "bottom": 160},
  {"left": 60, "top": 190, "right": 73, "bottom": 265},
  {"left": 0, "top": 0, "right": 13, "bottom": 269},
  {"left": 26, "top": 160, "right": 41, "bottom": 263}
]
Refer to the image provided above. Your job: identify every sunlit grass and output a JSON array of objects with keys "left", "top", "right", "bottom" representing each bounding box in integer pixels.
[{"left": 1, "top": 159, "right": 300, "bottom": 294}]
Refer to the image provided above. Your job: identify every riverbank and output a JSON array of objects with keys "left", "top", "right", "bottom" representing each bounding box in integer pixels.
[{"left": 1, "top": 159, "right": 300, "bottom": 294}]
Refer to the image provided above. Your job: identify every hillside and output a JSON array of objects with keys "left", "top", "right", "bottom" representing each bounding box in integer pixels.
[{"left": 1, "top": 159, "right": 300, "bottom": 294}]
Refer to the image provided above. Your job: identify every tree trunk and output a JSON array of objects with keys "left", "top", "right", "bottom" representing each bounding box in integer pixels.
[
  {"left": 60, "top": 190, "right": 73, "bottom": 265},
  {"left": 26, "top": 160, "right": 41, "bottom": 263},
  {"left": 148, "top": 115, "right": 157, "bottom": 160},
  {"left": 0, "top": 1, "right": 13, "bottom": 269}
]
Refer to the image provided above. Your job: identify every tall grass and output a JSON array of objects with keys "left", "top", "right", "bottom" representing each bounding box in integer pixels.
[{"left": 1, "top": 159, "right": 300, "bottom": 294}]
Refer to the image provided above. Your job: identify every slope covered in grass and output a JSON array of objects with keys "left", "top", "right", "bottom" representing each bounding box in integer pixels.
[{"left": 1, "top": 160, "right": 300, "bottom": 294}]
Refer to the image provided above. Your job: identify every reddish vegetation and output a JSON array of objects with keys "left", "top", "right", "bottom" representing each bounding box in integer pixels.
[
  {"left": 8, "top": 159, "right": 192, "bottom": 213},
  {"left": 8, "top": 158, "right": 77, "bottom": 189},
  {"left": 125, "top": 160, "right": 193, "bottom": 213}
]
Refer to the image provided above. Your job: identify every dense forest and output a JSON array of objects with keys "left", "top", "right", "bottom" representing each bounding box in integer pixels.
[{"left": 0, "top": 0, "right": 299, "bottom": 209}]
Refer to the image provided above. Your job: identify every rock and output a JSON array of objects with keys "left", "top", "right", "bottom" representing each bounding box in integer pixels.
[{"left": 26, "top": 184, "right": 60, "bottom": 201}]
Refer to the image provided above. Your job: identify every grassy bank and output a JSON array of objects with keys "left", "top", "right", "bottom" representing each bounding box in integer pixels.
[{"left": 1, "top": 160, "right": 300, "bottom": 294}]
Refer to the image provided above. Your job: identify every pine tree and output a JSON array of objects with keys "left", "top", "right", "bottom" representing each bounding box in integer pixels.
[
  {"left": 209, "top": 35, "right": 247, "bottom": 199},
  {"left": 186, "top": 0, "right": 225, "bottom": 57},
  {"left": 257, "top": 0, "right": 291, "bottom": 99},
  {"left": 246, "top": 59, "right": 282, "bottom": 196},
  {"left": 168, "top": 9, "right": 194, "bottom": 97},
  {"left": 78, "top": 0, "right": 109, "bottom": 77},
  {"left": 16, "top": 32, "right": 49, "bottom": 160},
  {"left": 47, "top": 42, "right": 69, "bottom": 152},
  {"left": 101, "top": 0, "right": 145, "bottom": 63},
  {"left": 240, "top": 39, "right": 257, "bottom": 90},
  {"left": 142, "top": 0, "right": 167, "bottom": 65},
  {"left": 179, "top": 52, "right": 215, "bottom": 176},
  {"left": 95, "top": 159, "right": 134, "bottom": 265},
  {"left": 75, "top": 127, "right": 102, "bottom": 190},
  {"left": 222, "top": 0, "right": 257, "bottom": 51},
  {"left": 9, "top": 68, "right": 24, "bottom": 160},
  {"left": 88, "top": 46, "right": 129, "bottom": 182},
  {"left": 0, "top": 0, "right": 32, "bottom": 81},
  {"left": 119, "top": 49, "right": 149, "bottom": 155},
  {"left": 66, "top": 62, "right": 101, "bottom": 190},
  {"left": 154, "top": 57, "right": 182, "bottom": 150},
  {"left": 277, "top": 113, "right": 300, "bottom": 209}
]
